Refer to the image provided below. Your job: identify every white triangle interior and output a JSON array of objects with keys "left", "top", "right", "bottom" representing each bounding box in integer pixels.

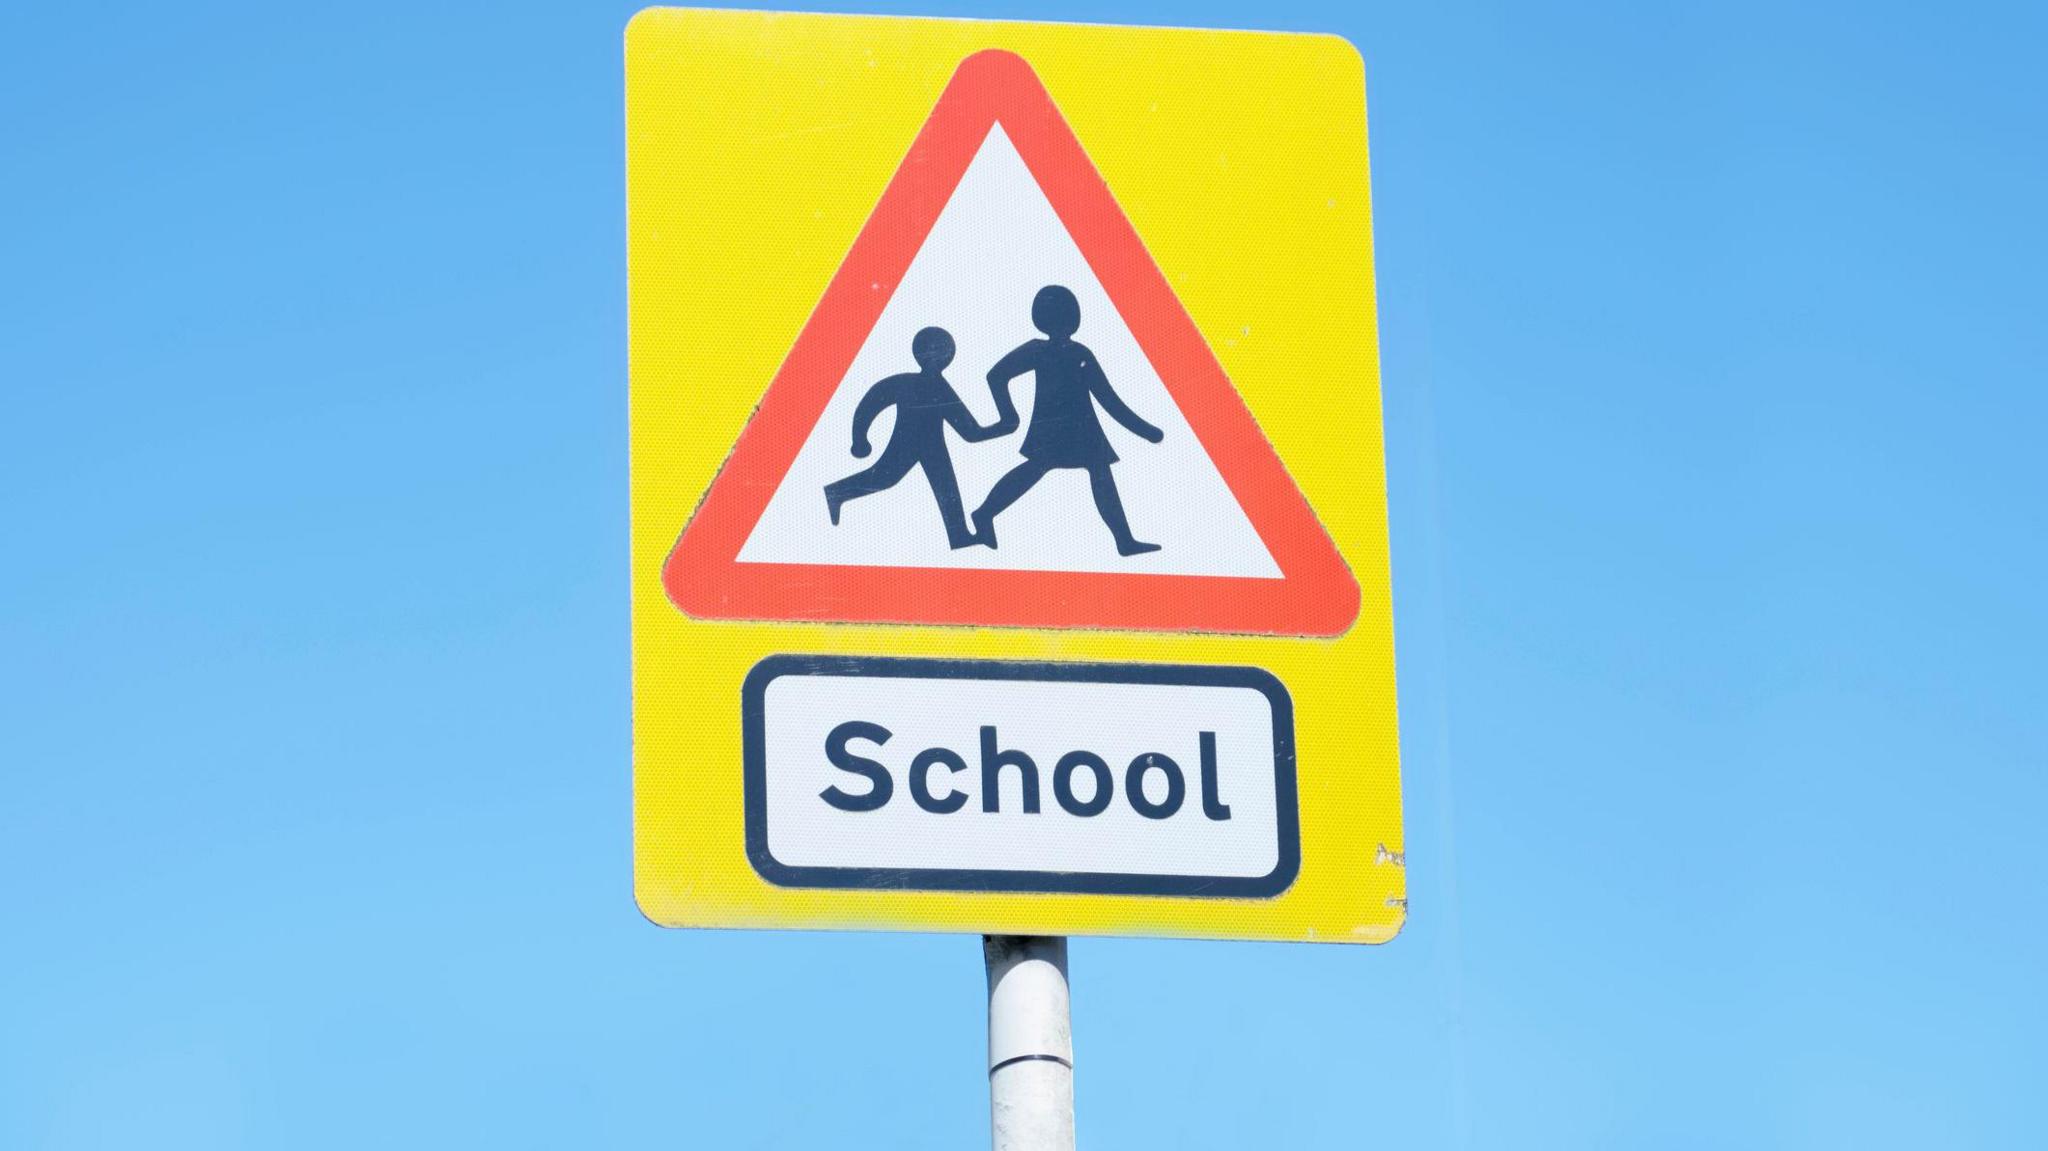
[{"left": 736, "top": 125, "right": 1282, "bottom": 579}]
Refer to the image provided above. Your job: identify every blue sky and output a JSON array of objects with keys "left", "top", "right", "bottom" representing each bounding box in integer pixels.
[{"left": 3, "top": 0, "right": 2044, "bottom": 1147}]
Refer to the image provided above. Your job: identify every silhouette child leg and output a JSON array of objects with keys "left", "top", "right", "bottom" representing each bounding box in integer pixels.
[
  {"left": 920, "top": 446, "right": 978, "bottom": 549},
  {"left": 1085, "top": 461, "right": 1160, "bottom": 556},
  {"left": 971, "top": 458, "right": 1158, "bottom": 555},
  {"left": 826, "top": 447, "right": 917, "bottom": 525},
  {"left": 970, "top": 458, "right": 1054, "bottom": 548}
]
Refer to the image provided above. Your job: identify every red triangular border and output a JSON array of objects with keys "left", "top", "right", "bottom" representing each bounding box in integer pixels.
[{"left": 663, "top": 50, "right": 1359, "bottom": 637}]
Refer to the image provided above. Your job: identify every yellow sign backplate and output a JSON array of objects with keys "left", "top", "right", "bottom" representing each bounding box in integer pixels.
[{"left": 628, "top": 7, "right": 1403, "bottom": 943}]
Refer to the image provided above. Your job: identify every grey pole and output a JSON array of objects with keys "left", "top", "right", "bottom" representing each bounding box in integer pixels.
[{"left": 983, "top": 935, "right": 1075, "bottom": 1151}]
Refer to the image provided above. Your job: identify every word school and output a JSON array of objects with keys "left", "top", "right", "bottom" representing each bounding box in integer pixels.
[{"left": 819, "top": 722, "right": 1235, "bottom": 821}]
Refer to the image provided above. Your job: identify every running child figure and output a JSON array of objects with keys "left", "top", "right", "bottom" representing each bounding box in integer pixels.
[{"left": 825, "top": 326, "right": 1015, "bottom": 549}]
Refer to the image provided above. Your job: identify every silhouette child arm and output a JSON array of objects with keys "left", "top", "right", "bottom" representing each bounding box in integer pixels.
[
  {"left": 982, "top": 343, "right": 1038, "bottom": 437},
  {"left": 939, "top": 387, "right": 1012, "bottom": 444},
  {"left": 847, "top": 378, "right": 902, "bottom": 458},
  {"left": 1080, "top": 352, "right": 1165, "bottom": 444}
]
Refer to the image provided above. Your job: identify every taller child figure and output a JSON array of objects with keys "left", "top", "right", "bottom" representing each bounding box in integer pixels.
[{"left": 971, "top": 286, "right": 1165, "bottom": 556}]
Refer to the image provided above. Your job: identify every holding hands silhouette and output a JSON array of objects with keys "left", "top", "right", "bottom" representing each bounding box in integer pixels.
[{"left": 824, "top": 287, "right": 1163, "bottom": 557}]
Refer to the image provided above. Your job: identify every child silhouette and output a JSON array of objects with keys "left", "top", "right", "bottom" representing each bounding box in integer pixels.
[
  {"left": 825, "top": 326, "right": 1015, "bottom": 549},
  {"left": 970, "top": 286, "right": 1164, "bottom": 555}
]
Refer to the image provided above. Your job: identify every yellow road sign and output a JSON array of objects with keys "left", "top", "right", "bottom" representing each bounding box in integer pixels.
[{"left": 628, "top": 8, "right": 1403, "bottom": 943}]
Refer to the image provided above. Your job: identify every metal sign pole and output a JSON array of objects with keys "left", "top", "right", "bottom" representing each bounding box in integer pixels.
[{"left": 984, "top": 936, "right": 1075, "bottom": 1151}]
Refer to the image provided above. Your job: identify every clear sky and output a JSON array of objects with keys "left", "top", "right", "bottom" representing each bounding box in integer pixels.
[{"left": 3, "top": 1, "right": 2044, "bottom": 1147}]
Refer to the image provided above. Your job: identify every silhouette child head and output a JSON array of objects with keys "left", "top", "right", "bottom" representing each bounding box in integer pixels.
[
  {"left": 1031, "top": 285, "right": 1081, "bottom": 339},
  {"left": 911, "top": 326, "right": 956, "bottom": 371}
]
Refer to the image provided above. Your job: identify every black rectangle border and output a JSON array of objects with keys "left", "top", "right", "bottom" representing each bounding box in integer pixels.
[{"left": 742, "top": 654, "right": 1300, "bottom": 899}]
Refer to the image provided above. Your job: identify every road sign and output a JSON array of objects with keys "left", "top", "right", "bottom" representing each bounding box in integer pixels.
[
  {"left": 629, "top": 9, "right": 1403, "bottom": 943},
  {"left": 665, "top": 47, "right": 1358, "bottom": 637}
]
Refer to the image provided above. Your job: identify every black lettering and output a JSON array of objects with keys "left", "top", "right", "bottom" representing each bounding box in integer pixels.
[
  {"left": 1198, "top": 731, "right": 1231, "bottom": 821},
  {"left": 1125, "top": 752, "right": 1186, "bottom": 820},
  {"left": 910, "top": 747, "right": 969, "bottom": 814},
  {"left": 820, "top": 720, "right": 893, "bottom": 812},
  {"left": 979, "top": 725, "right": 1040, "bottom": 813},
  {"left": 1053, "top": 750, "right": 1113, "bottom": 817}
]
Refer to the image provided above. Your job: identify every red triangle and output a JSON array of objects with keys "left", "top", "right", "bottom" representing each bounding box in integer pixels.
[{"left": 664, "top": 50, "right": 1360, "bottom": 637}]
